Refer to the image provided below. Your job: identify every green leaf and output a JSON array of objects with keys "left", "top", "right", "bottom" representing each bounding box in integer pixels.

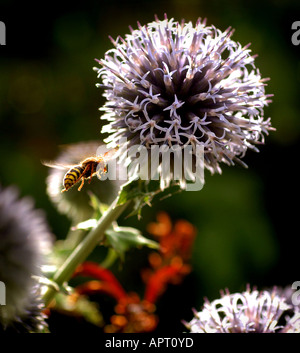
[
  {"left": 117, "top": 178, "right": 181, "bottom": 218},
  {"left": 99, "top": 247, "right": 119, "bottom": 269},
  {"left": 105, "top": 225, "right": 159, "bottom": 261},
  {"left": 117, "top": 179, "right": 149, "bottom": 205},
  {"left": 87, "top": 191, "right": 108, "bottom": 219},
  {"left": 53, "top": 291, "right": 104, "bottom": 327},
  {"left": 73, "top": 218, "right": 98, "bottom": 230}
]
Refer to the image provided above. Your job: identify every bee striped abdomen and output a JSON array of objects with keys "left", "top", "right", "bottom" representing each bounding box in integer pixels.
[{"left": 63, "top": 165, "right": 85, "bottom": 191}]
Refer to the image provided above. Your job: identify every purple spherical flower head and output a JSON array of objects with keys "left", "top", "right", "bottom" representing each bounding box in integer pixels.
[
  {"left": 184, "top": 286, "right": 300, "bottom": 333},
  {"left": 95, "top": 15, "right": 274, "bottom": 186}
]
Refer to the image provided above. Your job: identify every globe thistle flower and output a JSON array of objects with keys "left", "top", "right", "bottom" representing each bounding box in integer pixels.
[
  {"left": 0, "top": 185, "right": 52, "bottom": 332},
  {"left": 95, "top": 15, "right": 274, "bottom": 188},
  {"left": 46, "top": 141, "right": 121, "bottom": 223},
  {"left": 184, "top": 286, "right": 300, "bottom": 333}
]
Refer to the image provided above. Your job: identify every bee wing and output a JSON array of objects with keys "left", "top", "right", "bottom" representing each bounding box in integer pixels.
[
  {"left": 58, "top": 141, "right": 104, "bottom": 163},
  {"left": 42, "top": 160, "right": 74, "bottom": 170},
  {"left": 102, "top": 148, "right": 119, "bottom": 162},
  {"left": 43, "top": 142, "right": 116, "bottom": 170}
]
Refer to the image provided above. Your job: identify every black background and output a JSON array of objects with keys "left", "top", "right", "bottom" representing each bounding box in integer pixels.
[{"left": 1, "top": 0, "right": 300, "bottom": 334}]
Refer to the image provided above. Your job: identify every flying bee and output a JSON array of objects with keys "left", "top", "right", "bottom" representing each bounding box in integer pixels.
[{"left": 43, "top": 148, "right": 117, "bottom": 193}]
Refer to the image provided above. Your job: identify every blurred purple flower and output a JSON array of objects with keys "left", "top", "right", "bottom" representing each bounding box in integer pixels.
[{"left": 0, "top": 185, "right": 52, "bottom": 332}]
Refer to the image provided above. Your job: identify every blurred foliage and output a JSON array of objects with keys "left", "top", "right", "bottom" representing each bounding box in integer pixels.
[{"left": 0, "top": 0, "right": 300, "bottom": 333}]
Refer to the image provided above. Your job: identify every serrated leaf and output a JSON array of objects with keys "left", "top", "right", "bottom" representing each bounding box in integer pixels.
[
  {"left": 117, "top": 178, "right": 182, "bottom": 217},
  {"left": 105, "top": 225, "right": 159, "bottom": 261},
  {"left": 117, "top": 179, "right": 147, "bottom": 205},
  {"left": 117, "top": 179, "right": 161, "bottom": 217}
]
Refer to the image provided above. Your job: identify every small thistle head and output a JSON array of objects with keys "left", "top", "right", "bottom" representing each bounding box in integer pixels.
[
  {"left": 95, "top": 14, "right": 274, "bottom": 187},
  {"left": 0, "top": 185, "right": 52, "bottom": 332},
  {"left": 184, "top": 286, "right": 300, "bottom": 333}
]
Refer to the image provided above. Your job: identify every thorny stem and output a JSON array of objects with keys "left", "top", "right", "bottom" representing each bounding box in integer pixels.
[{"left": 42, "top": 197, "right": 129, "bottom": 307}]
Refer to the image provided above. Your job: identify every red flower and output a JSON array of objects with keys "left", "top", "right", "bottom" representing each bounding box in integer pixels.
[
  {"left": 143, "top": 258, "right": 191, "bottom": 304},
  {"left": 73, "top": 262, "right": 158, "bottom": 333},
  {"left": 147, "top": 212, "right": 196, "bottom": 261},
  {"left": 74, "top": 262, "right": 127, "bottom": 302},
  {"left": 70, "top": 213, "right": 197, "bottom": 332},
  {"left": 142, "top": 212, "right": 196, "bottom": 304}
]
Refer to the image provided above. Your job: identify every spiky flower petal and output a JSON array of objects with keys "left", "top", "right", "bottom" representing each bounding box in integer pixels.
[
  {"left": 184, "top": 286, "right": 300, "bottom": 333},
  {"left": 95, "top": 15, "right": 273, "bottom": 185},
  {"left": 0, "top": 185, "right": 52, "bottom": 331}
]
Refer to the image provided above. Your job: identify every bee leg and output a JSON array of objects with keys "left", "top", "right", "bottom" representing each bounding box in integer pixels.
[
  {"left": 88, "top": 165, "right": 94, "bottom": 184},
  {"left": 77, "top": 164, "right": 92, "bottom": 190},
  {"left": 88, "top": 164, "right": 97, "bottom": 184},
  {"left": 77, "top": 178, "right": 85, "bottom": 191}
]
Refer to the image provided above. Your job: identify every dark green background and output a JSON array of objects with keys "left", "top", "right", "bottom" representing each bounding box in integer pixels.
[{"left": 0, "top": 0, "right": 299, "bottom": 333}]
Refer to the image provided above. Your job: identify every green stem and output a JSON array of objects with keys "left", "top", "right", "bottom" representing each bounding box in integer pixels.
[{"left": 43, "top": 197, "right": 129, "bottom": 306}]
